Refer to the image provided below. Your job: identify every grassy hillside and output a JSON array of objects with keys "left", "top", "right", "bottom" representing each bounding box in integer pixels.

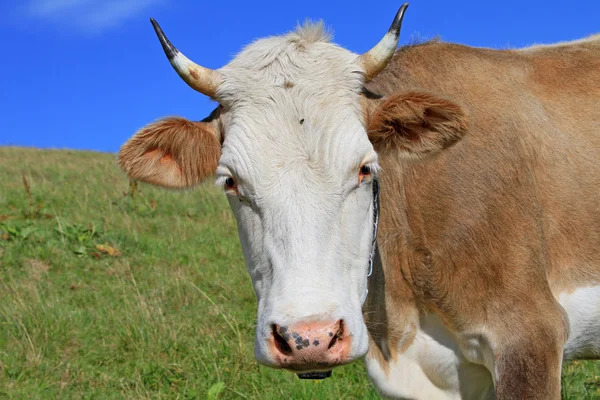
[{"left": 0, "top": 147, "right": 598, "bottom": 399}]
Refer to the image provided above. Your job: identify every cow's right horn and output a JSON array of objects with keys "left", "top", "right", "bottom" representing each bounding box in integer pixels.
[
  {"left": 359, "top": 3, "right": 409, "bottom": 81},
  {"left": 150, "top": 18, "right": 222, "bottom": 99}
]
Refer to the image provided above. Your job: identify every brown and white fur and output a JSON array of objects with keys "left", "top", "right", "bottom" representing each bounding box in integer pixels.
[{"left": 118, "top": 17, "right": 600, "bottom": 399}]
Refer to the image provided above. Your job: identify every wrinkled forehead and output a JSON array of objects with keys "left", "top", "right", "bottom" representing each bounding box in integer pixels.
[
  {"left": 213, "top": 27, "right": 372, "bottom": 176},
  {"left": 216, "top": 26, "right": 366, "bottom": 131},
  {"left": 217, "top": 25, "right": 364, "bottom": 100}
]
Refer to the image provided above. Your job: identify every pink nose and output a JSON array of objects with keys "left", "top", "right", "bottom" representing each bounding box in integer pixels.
[{"left": 268, "top": 319, "right": 351, "bottom": 370}]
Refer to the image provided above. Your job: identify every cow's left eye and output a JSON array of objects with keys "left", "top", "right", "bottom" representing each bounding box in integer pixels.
[{"left": 359, "top": 164, "right": 372, "bottom": 184}]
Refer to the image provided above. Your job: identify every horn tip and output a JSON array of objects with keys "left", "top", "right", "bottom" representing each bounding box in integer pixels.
[
  {"left": 149, "top": 18, "right": 178, "bottom": 60},
  {"left": 389, "top": 3, "right": 409, "bottom": 36},
  {"left": 149, "top": 17, "right": 160, "bottom": 32}
]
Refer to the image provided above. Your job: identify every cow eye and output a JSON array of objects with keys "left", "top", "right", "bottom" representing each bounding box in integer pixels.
[
  {"left": 358, "top": 164, "right": 373, "bottom": 184},
  {"left": 219, "top": 175, "right": 239, "bottom": 195},
  {"left": 225, "top": 177, "right": 236, "bottom": 189}
]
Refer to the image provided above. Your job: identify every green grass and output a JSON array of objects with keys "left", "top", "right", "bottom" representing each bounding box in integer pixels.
[{"left": 0, "top": 147, "right": 598, "bottom": 399}]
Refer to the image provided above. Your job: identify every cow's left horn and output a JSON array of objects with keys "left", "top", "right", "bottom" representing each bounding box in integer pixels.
[
  {"left": 359, "top": 3, "right": 409, "bottom": 81},
  {"left": 150, "top": 18, "right": 222, "bottom": 98}
]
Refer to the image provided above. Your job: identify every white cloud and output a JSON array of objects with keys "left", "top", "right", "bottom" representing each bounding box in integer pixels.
[{"left": 25, "top": 0, "right": 164, "bottom": 33}]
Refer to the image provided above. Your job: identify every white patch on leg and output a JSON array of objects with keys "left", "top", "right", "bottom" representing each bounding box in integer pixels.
[
  {"left": 365, "top": 314, "right": 494, "bottom": 400},
  {"left": 558, "top": 286, "right": 600, "bottom": 359}
]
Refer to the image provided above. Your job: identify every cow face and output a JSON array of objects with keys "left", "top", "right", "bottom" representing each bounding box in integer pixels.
[
  {"left": 118, "top": 6, "right": 422, "bottom": 377},
  {"left": 214, "top": 35, "right": 380, "bottom": 371}
]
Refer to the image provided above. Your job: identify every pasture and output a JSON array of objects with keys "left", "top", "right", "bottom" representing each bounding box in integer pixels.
[{"left": 0, "top": 147, "right": 599, "bottom": 399}]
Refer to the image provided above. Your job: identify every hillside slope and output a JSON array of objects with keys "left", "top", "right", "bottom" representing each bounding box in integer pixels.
[{"left": 0, "top": 147, "right": 598, "bottom": 399}]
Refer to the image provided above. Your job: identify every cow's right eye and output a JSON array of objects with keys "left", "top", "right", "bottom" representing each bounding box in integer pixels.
[{"left": 218, "top": 175, "right": 239, "bottom": 195}]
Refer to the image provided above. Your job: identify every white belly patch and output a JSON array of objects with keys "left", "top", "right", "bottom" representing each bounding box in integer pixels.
[{"left": 558, "top": 286, "right": 600, "bottom": 359}]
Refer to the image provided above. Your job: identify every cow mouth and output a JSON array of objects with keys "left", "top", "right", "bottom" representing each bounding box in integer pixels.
[{"left": 296, "top": 370, "right": 333, "bottom": 380}]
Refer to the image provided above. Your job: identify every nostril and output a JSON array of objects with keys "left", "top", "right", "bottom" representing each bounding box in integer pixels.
[
  {"left": 327, "top": 319, "right": 344, "bottom": 350},
  {"left": 328, "top": 334, "right": 338, "bottom": 349},
  {"left": 272, "top": 324, "right": 293, "bottom": 356}
]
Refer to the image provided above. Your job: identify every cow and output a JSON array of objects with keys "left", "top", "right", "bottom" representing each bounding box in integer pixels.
[{"left": 117, "top": 3, "right": 600, "bottom": 399}]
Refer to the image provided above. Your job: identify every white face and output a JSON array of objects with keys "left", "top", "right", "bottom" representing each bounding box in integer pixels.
[{"left": 212, "top": 28, "right": 379, "bottom": 372}]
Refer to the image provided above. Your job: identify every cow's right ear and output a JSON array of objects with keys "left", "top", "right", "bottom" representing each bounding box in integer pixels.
[{"left": 118, "top": 117, "right": 221, "bottom": 189}]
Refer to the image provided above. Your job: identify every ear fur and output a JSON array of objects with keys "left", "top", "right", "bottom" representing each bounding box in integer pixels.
[
  {"left": 118, "top": 117, "right": 221, "bottom": 189},
  {"left": 368, "top": 91, "right": 469, "bottom": 156}
]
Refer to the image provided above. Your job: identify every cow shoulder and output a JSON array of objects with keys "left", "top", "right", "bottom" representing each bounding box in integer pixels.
[{"left": 118, "top": 117, "right": 221, "bottom": 189}]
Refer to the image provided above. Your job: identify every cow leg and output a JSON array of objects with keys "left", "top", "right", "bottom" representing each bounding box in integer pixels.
[{"left": 491, "top": 304, "right": 568, "bottom": 400}]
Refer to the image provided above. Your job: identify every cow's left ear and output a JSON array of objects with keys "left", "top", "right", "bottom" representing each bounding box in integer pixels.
[{"left": 367, "top": 91, "right": 469, "bottom": 156}]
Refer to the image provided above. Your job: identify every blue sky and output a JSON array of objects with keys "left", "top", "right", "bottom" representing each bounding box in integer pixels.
[{"left": 1, "top": 0, "right": 598, "bottom": 153}]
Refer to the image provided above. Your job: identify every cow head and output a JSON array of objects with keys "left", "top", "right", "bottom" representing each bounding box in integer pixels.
[{"left": 118, "top": 3, "right": 468, "bottom": 378}]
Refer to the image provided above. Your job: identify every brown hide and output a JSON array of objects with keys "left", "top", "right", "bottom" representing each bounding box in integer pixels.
[{"left": 363, "top": 36, "right": 600, "bottom": 398}]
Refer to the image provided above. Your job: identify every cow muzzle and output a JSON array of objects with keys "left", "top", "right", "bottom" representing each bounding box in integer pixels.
[{"left": 267, "top": 319, "right": 351, "bottom": 376}]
